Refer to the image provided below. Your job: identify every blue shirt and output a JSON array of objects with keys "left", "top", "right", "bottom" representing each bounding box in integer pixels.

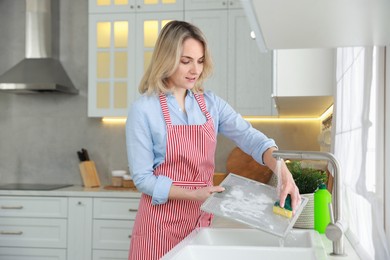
[{"left": 126, "top": 90, "right": 276, "bottom": 205}]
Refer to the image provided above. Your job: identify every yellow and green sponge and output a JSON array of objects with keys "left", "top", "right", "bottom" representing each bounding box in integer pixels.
[{"left": 273, "top": 194, "right": 293, "bottom": 218}]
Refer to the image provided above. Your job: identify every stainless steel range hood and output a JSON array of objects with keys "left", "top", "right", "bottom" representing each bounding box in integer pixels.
[{"left": 0, "top": 0, "right": 78, "bottom": 94}]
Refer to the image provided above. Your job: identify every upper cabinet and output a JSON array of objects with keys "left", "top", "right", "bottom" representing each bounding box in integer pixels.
[
  {"left": 185, "top": 2, "right": 274, "bottom": 116},
  {"left": 273, "top": 49, "right": 335, "bottom": 117},
  {"left": 88, "top": 0, "right": 183, "bottom": 117},
  {"left": 240, "top": 0, "right": 390, "bottom": 50},
  {"left": 89, "top": 0, "right": 184, "bottom": 13},
  {"left": 185, "top": 0, "right": 241, "bottom": 10},
  {"left": 88, "top": 0, "right": 274, "bottom": 117}
]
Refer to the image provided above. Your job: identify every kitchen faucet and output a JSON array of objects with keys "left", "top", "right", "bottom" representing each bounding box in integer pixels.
[{"left": 272, "top": 150, "right": 347, "bottom": 256}]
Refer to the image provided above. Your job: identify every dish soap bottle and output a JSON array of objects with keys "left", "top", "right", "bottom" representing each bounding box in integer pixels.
[{"left": 314, "top": 183, "right": 332, "bottom": 233}]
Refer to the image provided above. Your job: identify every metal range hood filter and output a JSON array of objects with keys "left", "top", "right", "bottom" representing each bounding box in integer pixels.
[{"left": 0, "top": 0, "right": 78, "bottom": 94}]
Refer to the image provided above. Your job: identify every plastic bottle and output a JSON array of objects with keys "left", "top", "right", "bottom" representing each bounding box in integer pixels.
[{"left": 314, "top": 183, "right": 332, "bottom": 233}]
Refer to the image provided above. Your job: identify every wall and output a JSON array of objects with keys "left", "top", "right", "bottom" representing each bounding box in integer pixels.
[{"left": 0, "top": 0, "right": 321, "bottom": 186}]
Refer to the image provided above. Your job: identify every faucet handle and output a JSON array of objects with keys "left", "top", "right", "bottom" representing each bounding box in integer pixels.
[
  {"left": 328, "top": 202, "right": 335, "bottom": 224},
  {"left": 325, "top": 202, "right": 343, "bottom": 241}
]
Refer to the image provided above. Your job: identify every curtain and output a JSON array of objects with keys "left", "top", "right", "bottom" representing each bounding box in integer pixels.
[{"left": 332, "top": 46, "right": 389, "bottom": 259}]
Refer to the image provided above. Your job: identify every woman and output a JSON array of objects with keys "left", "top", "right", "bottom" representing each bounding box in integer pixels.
[{"left": 126, "top": 20, "right": 300, "bottom": 260}]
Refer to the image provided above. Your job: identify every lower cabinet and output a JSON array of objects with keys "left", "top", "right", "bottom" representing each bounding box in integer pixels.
[
  {"left": 93, "top": 250, "right": 129, "bottom": 260},
  {"left": 92, "top": 198, "right": 139, "bottom": 260},
  {"left": 67, "top": 197, "right": 93, "bottom": 260},
  {"left": 0, "top": 195, "right": 140, "bottom": 260},
  {"left": 0, "top": 248, "right": 66, "bottom": 260},
  {"left": 0, "top": 197, "right": 68, "bottom": 260}
]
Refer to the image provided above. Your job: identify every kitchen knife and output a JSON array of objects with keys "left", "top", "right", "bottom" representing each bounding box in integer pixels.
[
  {"left": 77, "top": 151, "right": 85, "bottom": 162},
  {"left": 82, "top": 148, "right": 90, "bottom": 161}
]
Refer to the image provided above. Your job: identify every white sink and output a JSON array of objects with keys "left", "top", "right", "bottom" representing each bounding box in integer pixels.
[{"left": 162, "top": 228, "right": 327, "bottom": 260}]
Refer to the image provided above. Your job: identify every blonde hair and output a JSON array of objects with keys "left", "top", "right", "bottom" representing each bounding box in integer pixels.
[{"left": 139, "top": 20, "right": 213, "bottom": 95}]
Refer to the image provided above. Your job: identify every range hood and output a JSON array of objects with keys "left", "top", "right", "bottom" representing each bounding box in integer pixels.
[
  {"left": 0, "top": 0, "right": 78, "bottom": 94},
  {"left": 240, "top": 0, "right": 390, "bottom": 51}
]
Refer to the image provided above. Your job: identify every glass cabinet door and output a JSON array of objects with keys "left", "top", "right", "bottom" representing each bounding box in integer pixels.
[
  {"left": 89, "top": 0, "right": 183, "bottom": 13},
  {"left": 89, "top": 14, "right": 136, "bottom": 117},
  {"left": 134, "top": 12, "right": 184, "bottom": 96}
]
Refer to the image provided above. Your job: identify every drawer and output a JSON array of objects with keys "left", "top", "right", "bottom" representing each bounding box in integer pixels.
[
  {"left": 93, "top": 219, "right": 133, "bottom": 250},
  {"left": 94, "top": 198, "right": 139, "bottom": 220},
  {"left": 0, "top": 217, "right": 67, "bottom": 248},
  {"left": 0, "top": 197, "right": 67, "bottom": 218},
  {"left": 0, "top": 247, "right": 66, "bottom": 260},
  {"left": 93, "top": 250, "right": 128, "bottom": 260}
]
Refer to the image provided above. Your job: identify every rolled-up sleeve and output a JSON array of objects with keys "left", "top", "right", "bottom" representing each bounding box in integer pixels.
[{"left": 126, "top": 99, "right": 173, "bottom": 205}]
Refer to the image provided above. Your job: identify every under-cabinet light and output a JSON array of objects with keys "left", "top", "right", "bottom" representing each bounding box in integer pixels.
[
  {"left": 101, "top": 105, "right": 333, "bottom": 124},
  {"left": 319, "top": 105, "right": 334, "bottom": 122},
  {"left": 243, "top": 117, "right": 321, "bottom": 123},
  {"left": 102, "top": 117, "right": 127, "bottom": 124}
]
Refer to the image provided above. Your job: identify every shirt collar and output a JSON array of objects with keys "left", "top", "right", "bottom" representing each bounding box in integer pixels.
[{"left": 166, "top": 89, "right": 194, "bottom": 99}]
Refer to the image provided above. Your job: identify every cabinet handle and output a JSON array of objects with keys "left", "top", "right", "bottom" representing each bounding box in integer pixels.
[
  {"left": 128, "top": 235, "right": 132, "bottom": 238},
  {"left": 130, "top": 5, "right": 134, "bottom": 9},
  {"left": 1, "top": 206, "right": 23, "bottom": 210},
  {"left": 229, "top": 1, "right": 234, "bottom": 6},
  {"left": 222, "top": 1, "right": 226, "bottom": 5},
  {"left": 137, "top": 5, "right": 141, "bottom": 9},
  {"left": 128, "top": 209, "right": 137, "bottom": 212},
  {"left": 0, "top": 231, "right": 23, "bottom": 235}
]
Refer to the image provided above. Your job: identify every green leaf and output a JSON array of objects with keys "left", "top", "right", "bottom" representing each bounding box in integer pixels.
[{"left": 286, "top": 161, "right": 328, "bottom": 194}]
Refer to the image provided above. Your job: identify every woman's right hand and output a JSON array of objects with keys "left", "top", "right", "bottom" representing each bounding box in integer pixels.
[
  {"left": 168, "top": 185, "right": 225, "bottom": 202},
  {"left": 191, "top": 186, "right": 225, "bottom": 202}
]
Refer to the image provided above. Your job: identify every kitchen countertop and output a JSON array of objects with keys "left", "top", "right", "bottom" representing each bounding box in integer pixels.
[{"left": 0, "top": 185, "right": 141, "bottom": 198}]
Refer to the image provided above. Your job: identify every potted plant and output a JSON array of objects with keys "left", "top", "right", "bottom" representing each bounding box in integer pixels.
[{"left": 286, "top": 160, "right": 329, "bottom": 229}]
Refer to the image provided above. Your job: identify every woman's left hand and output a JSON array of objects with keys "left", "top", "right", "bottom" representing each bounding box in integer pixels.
[
  {"left": 263, "top": 147, "right": 301, "bottom": 214},
  {"left": 278, "top": 164, "right": 301, "bottom": 214}
]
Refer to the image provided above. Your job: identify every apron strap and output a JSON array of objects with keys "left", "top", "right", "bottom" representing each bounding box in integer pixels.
[
  {"left": 159, "top": 93, "right": 212, "bottom": 125},
  {"left": 194, "top": 93, "right": 212, "bottom": 121},
  {"left": 159, "top": 93, "right": 172, "bottom": 125}
]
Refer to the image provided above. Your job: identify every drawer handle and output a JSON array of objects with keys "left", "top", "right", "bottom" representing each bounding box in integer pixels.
[
  {"left": 128, "top": 235, "right": 132, "bottom": 238},
  {"left": 0, "top": 231, "right": 23, "bottom": 235},
  {"left": 128, "top": 209, "right": 137, "bottom": 212},
  {"left": 1, "top": 206, "right": 23, "bottom": 210}
]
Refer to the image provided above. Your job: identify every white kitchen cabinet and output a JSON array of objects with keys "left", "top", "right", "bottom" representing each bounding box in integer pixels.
[
  {"left": 0, "top": 248, "right": 66, "bottom": 260},
  {"left": 0, "top": 197, "right": 67, "bottom": 259},
  {"left": 89, "top": 0, "right": 184, "bottom": 14},
  {"left": 93, "top": 219, "right": 134, "bottom": 250},
  {"left": 94, "top": 197, "right": 139, "bottom": 219},
  {"left": 0, "top": 193, "right": 140, "bottom": 260},
  {"left": 0, "top": 196, "right": 67, "bottom": 217},
  {"left": 67, "top": 198, "right": 93, "bottom": 260},
  {"left": 0, "top": 218, "right": 67, "bottom": 248},
  {"left": 88, "top": 0, "right": 274, "bottom": 117},
  {"left": 227, "top": 9, "right": 274, "bottom": 116},
  {"left": 185, "top": 0, "right": 241, "bottom": 10},
  {"left": 88, "top": 0, "right": 184, "bottom": 117},
  {"left": 184, "top": 10, "right": 228, "bottom": 101},
  {"left": 273, "top": 49, "right": 335, "bottom": 117},
  {"left": 92, "top": 198, "right": 139, "bottom": 260},
  {"left": 93, "top": 250, "right": 128, "bottom": 260},
  {"left": 185, "top": 6, "right": 274, "bottom": 115}
]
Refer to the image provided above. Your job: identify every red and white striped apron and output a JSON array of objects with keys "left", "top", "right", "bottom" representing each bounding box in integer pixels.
[{"left": 128, "top": 93, "right": 216, "bottom": 260}]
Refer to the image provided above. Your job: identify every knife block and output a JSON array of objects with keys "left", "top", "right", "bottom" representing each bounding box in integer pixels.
[{"left": 79, "top": 161, "right": 101, "bottom": 188}]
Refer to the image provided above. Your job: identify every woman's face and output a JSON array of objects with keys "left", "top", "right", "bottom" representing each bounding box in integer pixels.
[{"left": 167, "top": 38, "right": 204, "bottom": 92}]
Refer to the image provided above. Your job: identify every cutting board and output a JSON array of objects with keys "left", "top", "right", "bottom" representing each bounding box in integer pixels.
[
  {"left": 226, "top": 147, "right": 273, "bottom": 184},
  {"left": 79, "top": 161, "right": 101, "bottom": 188},
  {"left": 201, "top": 173, "right": 308, "bottom": 238}
]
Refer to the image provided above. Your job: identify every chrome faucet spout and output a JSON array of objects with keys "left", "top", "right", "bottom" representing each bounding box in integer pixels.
[{"left": 272, "top": 150, "right": 346, "bottom": 256}]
